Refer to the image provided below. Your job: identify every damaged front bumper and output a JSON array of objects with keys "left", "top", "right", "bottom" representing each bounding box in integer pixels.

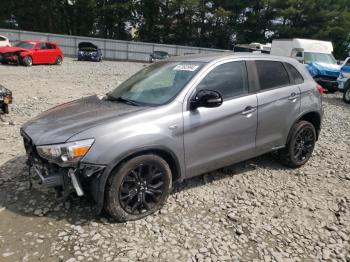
[
  {"left": 314, "top": 75, "right": 339, "bottom": 91},
  {"left": 0, "top": 52, "right": 20, "bottom": 64},
  {"left": 21, "top": 130, "right": 105, "bottom": 200}
]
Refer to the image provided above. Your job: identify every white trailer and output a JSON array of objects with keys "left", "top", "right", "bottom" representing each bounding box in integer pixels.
[
  {"left": 270, "top": 38, "right": 334, "bottom": 62},
  {"left": 271, "top": 38, "right": 340, "bottom": 92}
]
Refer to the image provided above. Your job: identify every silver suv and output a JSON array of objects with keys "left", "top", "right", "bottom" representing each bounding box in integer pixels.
[{"left": 21, "top": 53, "right": 323, "bottom": 221}]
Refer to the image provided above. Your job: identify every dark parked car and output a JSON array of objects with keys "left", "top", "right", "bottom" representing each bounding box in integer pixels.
[
  {"left": 78, "top": 42, "right": 102, "bottom": 62},
  {"left": 149, "top": 51, "right": 169, "bottom": 63},
  {"left": 21, "top": 53, "right": 323, "bottom": 221},
  {"left": 0, "top": 85, "right": 12, "bottom": 114}
]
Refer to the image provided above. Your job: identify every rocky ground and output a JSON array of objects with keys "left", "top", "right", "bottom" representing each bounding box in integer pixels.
[{"left": 0, "top": 58, "right": 349, "bottom": 262}]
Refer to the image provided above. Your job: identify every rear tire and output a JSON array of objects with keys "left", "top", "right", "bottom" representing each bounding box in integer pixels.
[
  {"left": 22, "top": 56, "right": 32, "bottom": 66},
  {"left": 1, "top": 104, "right": 9, "bottom": 114},
  {"left": 277, "top": 121, "right": 316, "bottom": 168},
  {"left": 54, "top": 56, "right": 62, "bottom": 65},
  {"left": 105, "top": 154, "right": 172, "bottom": 222},
  {"left": 343, "top": 85, "right": 350, "bottom": 104}
]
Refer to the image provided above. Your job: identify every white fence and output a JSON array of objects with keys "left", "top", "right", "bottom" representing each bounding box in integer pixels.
[{"left": 0, "top": 28, "right": 228, "bottom": 62}]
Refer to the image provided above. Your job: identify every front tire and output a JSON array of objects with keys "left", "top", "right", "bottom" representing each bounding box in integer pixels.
[
  {"left": 22, "top": 56, "right": 32, "bottom": 66},
  {"left": 105, "top": 154, "right": 172, "bottom": 222},
  {"left": 277, "top": 121, "right": 316, "bottom": 168},
  {"left": 343, "top": 85, "right": 350, "bottom": 104}
]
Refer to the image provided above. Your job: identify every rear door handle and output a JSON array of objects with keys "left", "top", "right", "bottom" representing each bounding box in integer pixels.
[
  {"left": 241, "top": 106, "right": 257, "bottom": 116},
  {"left": 288, "top": 93, "right": 299, "bottom": 101}
]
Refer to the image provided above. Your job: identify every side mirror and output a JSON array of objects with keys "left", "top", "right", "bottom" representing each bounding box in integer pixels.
[{"left": 190, "top": 90, "right": 223, "bottom": 110}]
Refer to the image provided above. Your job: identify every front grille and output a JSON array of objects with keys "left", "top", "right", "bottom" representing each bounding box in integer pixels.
[{"left": 315, "top": 75, "right": 337, "bottom": 81}]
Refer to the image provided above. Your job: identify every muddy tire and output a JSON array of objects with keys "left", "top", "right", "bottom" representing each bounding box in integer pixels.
[
  {"left": 105, "top": 154, "right": 172, "bottom": 222},
  {"left": 277, "top": 121, "right": 316, "bottom": 168},
  {"left": 22, "top": 56, "right": 33, "bottom": 66}
]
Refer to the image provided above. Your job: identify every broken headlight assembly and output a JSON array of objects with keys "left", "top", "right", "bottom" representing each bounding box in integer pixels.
[{"left": 36, "top": 139, "right": 94, "bottom": 166}]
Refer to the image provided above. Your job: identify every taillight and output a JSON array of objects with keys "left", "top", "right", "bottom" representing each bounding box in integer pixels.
[{"left": 316, "top": 84, "right": 324, "bottom": 95}]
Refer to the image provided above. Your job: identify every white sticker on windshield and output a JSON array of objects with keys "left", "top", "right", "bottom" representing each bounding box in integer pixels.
[{"left": 174, "top": 64, "right": 199, "bottom": 71}]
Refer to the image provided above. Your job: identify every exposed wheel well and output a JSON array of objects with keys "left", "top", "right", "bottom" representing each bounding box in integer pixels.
[
  {"left": 298, "top": 112, "right": 321, "bottom": 139},
  {"left": 345, "top": 79, "right": 350, "bottom": 90},
  {"left": 110, "top": 149, "right": 181, "bottom": 183}
]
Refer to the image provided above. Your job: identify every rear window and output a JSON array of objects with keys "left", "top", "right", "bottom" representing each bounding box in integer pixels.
[
  {"left": 284, "top": 63, "right": 304, "bottom": 85},
  {"left": 46, "top": 43, "right": 56, "bottom": 49},
  {"left": 256, "top": 61, "right": 290, "bottom": 90}
]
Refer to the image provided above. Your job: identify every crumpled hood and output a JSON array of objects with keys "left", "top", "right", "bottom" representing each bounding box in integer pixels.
[
  {"left": 306, "top": 62, "right": 341, "bottom": 78},
  {"left": 22, "top": 95, "right": 147, "bottom": 145},
  {"left": 78, "top": 42, "right": 98, "bottom": 51},
  {"left": 0, "top": 46, "right": 28, "bottom": 53}
]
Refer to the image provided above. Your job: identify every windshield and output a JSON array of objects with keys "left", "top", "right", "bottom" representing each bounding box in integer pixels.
[
  {"left": 109, "top": 61, "right": 204, "bottom": 106},
  {"left": 13, "top": 41, "right": 35, "bottom": 49},
  {"left": 304, "top": 52, "right": 337, "bottom": 64},
  {"left": 153, "top": 52, "right": 168, "bottom": 59}
]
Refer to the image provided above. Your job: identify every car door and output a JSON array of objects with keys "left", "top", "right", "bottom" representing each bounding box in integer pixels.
[
  {"left": 254, "top": 60, "right": 301, "bottom": 154},
  {"left": 183, "top": 60, "right": 258, "bottom": 177},
  {"left": 32, "top": 43, "right": 48, "bottom": 64}
]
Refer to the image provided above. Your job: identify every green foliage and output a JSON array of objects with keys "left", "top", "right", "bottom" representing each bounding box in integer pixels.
[{"left": 0, "top": 0, "right": 349, "bottom": 58}]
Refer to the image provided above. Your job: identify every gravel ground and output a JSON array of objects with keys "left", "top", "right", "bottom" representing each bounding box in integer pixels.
[{"left": 0, "top": 58, "right": 349, "bottom": 262}]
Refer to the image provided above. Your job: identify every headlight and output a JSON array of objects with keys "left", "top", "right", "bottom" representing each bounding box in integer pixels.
[{"left": 37, "top": 139, "right": 94, "bottom": 164}]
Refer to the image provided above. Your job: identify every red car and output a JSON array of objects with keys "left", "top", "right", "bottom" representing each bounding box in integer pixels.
[{"left": 0, "top": 40, "right": 64, "bottom": 66}]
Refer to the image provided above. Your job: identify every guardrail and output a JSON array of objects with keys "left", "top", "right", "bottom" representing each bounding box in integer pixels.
[{"left": 0, "top": 28, "right": 228, "bottom": 62}]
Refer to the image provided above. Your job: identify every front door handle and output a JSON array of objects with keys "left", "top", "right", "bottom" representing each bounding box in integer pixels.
[
  {"left": 241, "top": 106, "right": 257, "bottom": 116},
  {"left": 288, "top": 93, "right": 299, "bottom": 101}
]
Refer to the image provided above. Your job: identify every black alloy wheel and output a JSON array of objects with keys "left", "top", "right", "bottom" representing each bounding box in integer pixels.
[
  {"left": 292, "top": 127, "right": 315, "bottom": 163},
  {"left": 119, "top": 164, "right": 166, "bottom": 214},
  {"left": 277, "top": 121, "right": 316, "bottom": 168},
  {"left": 105, "top": 154, "right": 172, "bottom": 222}
]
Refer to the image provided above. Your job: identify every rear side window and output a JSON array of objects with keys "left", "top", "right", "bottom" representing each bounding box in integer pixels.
[
  {"left": 0, "top": 36, "right": 6, "bottom": 41},
  {"left": 255, "top": 61, "right": 290, "bottom": 90},
  {"left": 197, "top": 61, "right": 248, "bottom": 99},
  {"left": 284, "top": 63, "right": 304, "bottom": 84},
  {"left": 46, "top": 43, "right": 56, "bottom": 49}
]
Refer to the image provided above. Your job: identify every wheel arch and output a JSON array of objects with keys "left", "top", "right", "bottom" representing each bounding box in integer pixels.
[
  {"left": 19, "top": 53, "right": 33, "bottom": 65},
  {"left": 95, "top": 146, "right": 182, "bottom": 214},
  {"left": 295, "top": 111, "right": 322, "bottom": 140}
]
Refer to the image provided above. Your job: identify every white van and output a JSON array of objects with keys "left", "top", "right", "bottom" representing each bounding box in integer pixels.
[{"left": 270, "top": 38, "right": 340, "bottom": 92}]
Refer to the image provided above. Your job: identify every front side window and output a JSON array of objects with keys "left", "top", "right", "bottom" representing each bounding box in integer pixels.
[
  {"left": 304, "top": 52, "right": 336, "bottom": 64},
  {"left": 109, "top": 61, "right": 204, "bottom": 106},
  {"left": 197, "top": 61, "right": 249, "bottom": 100},
  {"left": 256, "top": 61, "right": 290, "bottom": 90},
  {"left": 37, "top": 43, "right": 47, "bottom": 49}
]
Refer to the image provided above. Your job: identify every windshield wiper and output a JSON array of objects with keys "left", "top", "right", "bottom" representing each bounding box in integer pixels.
[{"left": 106, "top": 94, "right": 141, "bottom": 106}]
